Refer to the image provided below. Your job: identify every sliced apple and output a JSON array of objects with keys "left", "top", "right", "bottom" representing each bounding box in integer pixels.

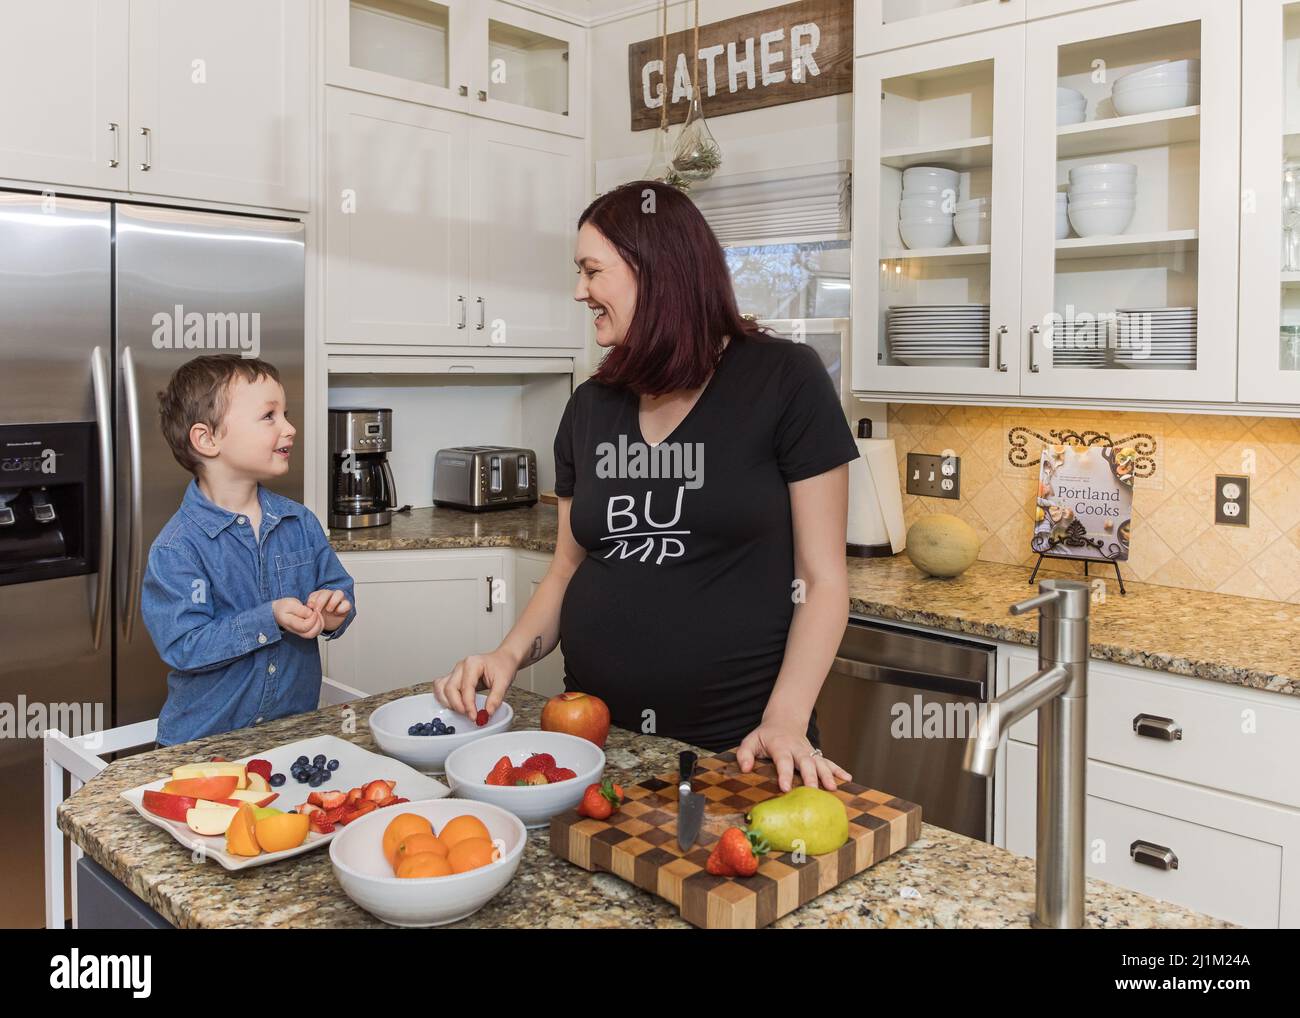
[
  {"left": 246, "top": 771, "right": 270, "bottom": 793},
  {"left": 142, "top": 789, "right": 198, "bottom": 822},
  {"left": 162, "top": 775, "right": 239, "bottom": 801},
  {"left": 219, "top": 789, "right": 279, "bottom": 808},
  {"left": 170, "top": 762, "right": 248, "bottom": 789},
  {"left": 186, "top": 802, "right": 239, "bottom": 837}
]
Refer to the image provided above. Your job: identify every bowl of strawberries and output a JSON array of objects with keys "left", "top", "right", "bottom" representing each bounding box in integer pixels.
[{"left": 443, "top": 731, "right": 604, "bottom": 828}]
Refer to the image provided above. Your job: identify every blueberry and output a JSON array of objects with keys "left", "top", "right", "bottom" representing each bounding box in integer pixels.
[
  {"left": 446, "top": 726, "right": 455, "bottom": 734},
  {"left": 269, "top": 773, "right": 286, "bottom": 787},
  {"left": 407, "top": 724, "right": 419, "bottom": 736},
  {"left": 309, "top": 773, "right": 324, "bottom": 787},
  {"left": 313, "top": 754, "right": 326, "bottom": 767},
  {"left": 295, "top": 755, "right": 308, "bottom": 766},
  {"left": 327, "top": 759, "right": 339, "bottom": 771}
]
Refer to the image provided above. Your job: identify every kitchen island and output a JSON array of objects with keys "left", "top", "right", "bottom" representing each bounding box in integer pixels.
[{"left": 57, "top": 684, "right": 1230, "bottom": 929}]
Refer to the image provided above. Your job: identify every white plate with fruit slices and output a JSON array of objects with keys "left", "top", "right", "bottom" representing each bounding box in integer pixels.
[{"left": 120, "top": 735, "right": 451, "bottom": 871}]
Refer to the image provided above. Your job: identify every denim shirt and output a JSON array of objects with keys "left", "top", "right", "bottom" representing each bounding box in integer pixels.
[{"left": 142, "top": 480, "right": 356, "bottom": 746}]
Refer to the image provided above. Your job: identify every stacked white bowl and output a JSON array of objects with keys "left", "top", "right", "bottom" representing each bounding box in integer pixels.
[
  {"left": 1055, "top": 192, "right": 1070, "bottom": 239},
  {"left": 1112, "top": 58, "right": 1199, "bottom": 117},
  {"left": 899, "top": 165, "right": 958, "bottom": 249},
  {"left": 1057, "top": 86, "right": 1087, "bottom": 126},
  {"left": 1067, "top": 162, "right": 1136, "bottom": 237},
  {"left": 954, "top": 196, "right": 990, "bottom": 245}
]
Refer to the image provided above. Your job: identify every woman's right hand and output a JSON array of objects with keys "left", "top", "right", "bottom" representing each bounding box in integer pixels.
[{"left": 432, "top": 648, "right": 518, "bottom": 720}]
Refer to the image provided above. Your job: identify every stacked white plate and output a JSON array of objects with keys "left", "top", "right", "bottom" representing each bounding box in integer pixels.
[
  {"left": 1051, "top": 317, "right": 1109, "bottom": 369},
  {"left": 1057, "top": 86, "right": 1087, "bottom": 126},
  {"left": 886, "top": 304, "right": 990, "bottom": 367},
  {"left": 899, "top": 166, "right": 958, "bottom": 249},
  {"left": 1113, "top": 306, "right": 1196, "bottom": 369},
  {"left": 1112, "top": 58, "right": 1199, "bottom": 117},
  {"left": 1067, "top": 162, "right": 1136, "bottom": 237}
]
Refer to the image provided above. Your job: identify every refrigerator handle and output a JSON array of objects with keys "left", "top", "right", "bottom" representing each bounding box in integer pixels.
[
  {"left": 90, "top": 347, "right": 114, "bottom": 650},
  {"left": 121, "top": 345, "right": 145, "bottom": 642}
]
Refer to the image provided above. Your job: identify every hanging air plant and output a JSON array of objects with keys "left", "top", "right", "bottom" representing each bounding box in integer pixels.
[{"left": 669, "top": 0, "right": 722, "bottom": 183}]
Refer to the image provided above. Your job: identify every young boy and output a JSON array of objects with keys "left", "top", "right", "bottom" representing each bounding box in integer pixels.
[{"left": 142, "top": 355, "right": 356, "bottom": 746}]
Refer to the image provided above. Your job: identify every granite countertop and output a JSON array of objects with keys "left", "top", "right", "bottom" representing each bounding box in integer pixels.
[
  {"left": 330, "top": 505, "right": 1300, "bottom": 699},
  {"left": 57, "top": 685, "right": 1229, "bottom": 929}
]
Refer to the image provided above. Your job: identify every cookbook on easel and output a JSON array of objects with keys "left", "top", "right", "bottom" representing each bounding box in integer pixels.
[{"left": 1031, "top": 443, "right": 1134, "bottom": 563}]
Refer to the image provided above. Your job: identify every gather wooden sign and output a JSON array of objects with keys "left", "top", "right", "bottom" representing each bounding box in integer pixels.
[{"left": 627, "top": 0, "right": 852, "bottom": 132}]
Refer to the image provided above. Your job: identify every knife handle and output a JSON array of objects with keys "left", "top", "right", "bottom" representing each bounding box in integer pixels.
[{"left": 678, "top": 750, "right": 697, "bottom": 789}]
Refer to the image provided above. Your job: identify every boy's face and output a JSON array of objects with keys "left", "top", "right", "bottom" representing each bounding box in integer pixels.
[{"left": 200, "top": 374, "right": 296, "bottom": 481}]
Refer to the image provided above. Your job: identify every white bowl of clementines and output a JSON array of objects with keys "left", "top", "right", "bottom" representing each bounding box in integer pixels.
[{"left": 329, "top": 798, "right": 526, "bottom": 926}]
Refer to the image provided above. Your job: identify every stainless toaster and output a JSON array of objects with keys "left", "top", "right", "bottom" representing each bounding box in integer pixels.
[{"left": 433, "top": 446, "right": 538, "bottom": 511}]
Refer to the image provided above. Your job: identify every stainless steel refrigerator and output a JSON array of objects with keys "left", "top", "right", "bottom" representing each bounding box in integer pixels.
[{"left": 0, "top": 191, "right": 304, "bottom": 927}]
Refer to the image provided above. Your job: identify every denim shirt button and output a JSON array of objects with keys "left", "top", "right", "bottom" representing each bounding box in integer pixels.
[
  {"left": 254, "top": 716, "right": 263, "bottom": 725},
  {"left": 268, "top": 663, "right": 276, "bottom": 675},
  {"left": 257, "top": 633, "right": 268, "bottom": 644},
  {"left": 237, "top": 516, "right": 247, "bottom": 525}
]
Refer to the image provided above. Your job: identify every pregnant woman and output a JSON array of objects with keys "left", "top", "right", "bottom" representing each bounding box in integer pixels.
[{"left": 433, "top": 181, "right": 859, "bottom": 792}]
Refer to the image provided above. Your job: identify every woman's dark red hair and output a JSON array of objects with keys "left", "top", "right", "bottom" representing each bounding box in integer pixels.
[{"left": 578, "top": 180, "right": 764, "bottom": 397}]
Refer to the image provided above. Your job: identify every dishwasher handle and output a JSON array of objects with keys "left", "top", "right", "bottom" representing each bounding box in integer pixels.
[{"left": 830, "top": 655, "right": 987, "bottom": 700}]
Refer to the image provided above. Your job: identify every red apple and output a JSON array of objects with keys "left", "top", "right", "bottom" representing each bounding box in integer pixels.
[
  {"left": 161, "top": 775, "right": 239, "bottom": 801},
  {"left": 142, "top": 789, "right": 198, "bottom": 822},
  {"left": 540, "top": 691, "right": 610, "bottom": 748}
]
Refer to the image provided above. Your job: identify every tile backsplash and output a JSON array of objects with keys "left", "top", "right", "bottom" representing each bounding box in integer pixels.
[{"left": 888, "top": 405, "right": 1300, "bottom": 603}]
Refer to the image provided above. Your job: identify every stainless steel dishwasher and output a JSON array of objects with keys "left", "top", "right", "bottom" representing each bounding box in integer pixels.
[{"left": 814, "top": 619, "right": 995, "bottom": 841}]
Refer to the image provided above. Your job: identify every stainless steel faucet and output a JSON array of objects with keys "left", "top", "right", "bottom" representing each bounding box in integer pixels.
[{"left": 963, "top": 578, "right": 1091, "bottom": 929}]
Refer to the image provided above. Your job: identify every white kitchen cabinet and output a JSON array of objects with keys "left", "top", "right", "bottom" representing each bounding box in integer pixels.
[
  {"left": 856, "top": 0, "right": 1026, "bottom": 57},
  {"left": 1238, "top": 0, "right": 1300, "bottom": 405},
  {"left": 1005, "top": 741, "right": 1298, "bottom": 928},
  {"left": 467, "top": 119, "right": 584, "bottom": 348},
  {"left": 512, "top": 550, "right": 566, "bottom": 698},
  {"left": 852, "top": 0, "right": 1246, "bottom": 406},
  {"left": 324, "top": 90, "right": 584, "bottom": 349},
  {"left": 325, "top": 0, "right": 584, "bottom": 138},
  {"left": 1019, "top": 0, "right": 1239, "bottom": 401},
  {"left": 323, "top": 89, "right": 471, "bottom": 347},
  {"left": 0, "top": 0, "right": 309, "bottom": 210},
  {"left": 127, "top": 0, "right": 310, "bottom": 210},
  {"left": 0, "top": 0, "right": 129, "bottom": 192},
  {"left": 852, "top": 25, "right": 1027, "bottom": 396},
  {"left": 322, "top": 550, "right": 506, "bottom": 696}
]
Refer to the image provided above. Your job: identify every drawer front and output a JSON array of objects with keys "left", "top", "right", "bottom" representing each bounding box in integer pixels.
[
  {"left": 1006, "top": 651, "right": 1300, "bottom": 809},
  {"left": 1005, "top": 742, "right": 1282, "bottom": 928}
]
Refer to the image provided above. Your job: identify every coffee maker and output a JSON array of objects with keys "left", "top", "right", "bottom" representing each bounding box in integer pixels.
[{"left": 329, "top": 408, "right": 398, "bottom": 529}]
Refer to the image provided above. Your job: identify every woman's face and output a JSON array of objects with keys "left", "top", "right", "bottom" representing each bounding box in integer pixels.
[{"left": 574, "top": 222, "right": 637, "bottom": 348}]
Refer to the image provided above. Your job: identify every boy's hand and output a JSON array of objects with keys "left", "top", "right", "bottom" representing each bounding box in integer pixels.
[
  {"left": 273, "top": 597, "right": 324, "bottom": 639},
  {"left": 307, "top": 588, "right": 352, "bottom": 632}
]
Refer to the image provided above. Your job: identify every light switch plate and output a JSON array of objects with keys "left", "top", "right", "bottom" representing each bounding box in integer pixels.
[
  {"left": 906, "top": 452, "right": 960, "bottom": 500},
  {"left": 1215, "top": 474, "right": 1250, "bottom": 526}
]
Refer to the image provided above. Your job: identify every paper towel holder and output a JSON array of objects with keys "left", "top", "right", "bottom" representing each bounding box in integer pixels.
[{"left": 846, "top": 418, "right": 896, "bottom": 559}]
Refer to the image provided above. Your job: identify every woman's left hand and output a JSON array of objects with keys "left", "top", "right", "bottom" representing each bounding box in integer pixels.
[{"left": 736, "top": 722, "right": 852, "bottom": 792}]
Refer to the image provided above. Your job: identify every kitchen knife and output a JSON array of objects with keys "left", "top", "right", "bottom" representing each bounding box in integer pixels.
[{"left": 677, "top": 750, "right": 704, "bottom": 851}]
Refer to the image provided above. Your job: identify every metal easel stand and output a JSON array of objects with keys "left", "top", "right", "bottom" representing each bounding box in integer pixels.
[{"left": 1028, "top": 551, "right": 1126, "bottom": 595}]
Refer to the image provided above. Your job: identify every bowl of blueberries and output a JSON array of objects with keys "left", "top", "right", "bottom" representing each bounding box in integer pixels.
[{"left": 368, "top": 692, "right": 514, "bottom": 773}]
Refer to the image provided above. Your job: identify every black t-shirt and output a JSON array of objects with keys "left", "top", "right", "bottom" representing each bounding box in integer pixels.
[{"left": 552, "top": 332, "right": 860, "bottom": 753}]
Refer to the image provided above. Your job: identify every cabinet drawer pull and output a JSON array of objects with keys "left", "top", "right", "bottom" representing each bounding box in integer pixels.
[
  {"left": 476, "top": 296, "right": 485, "bottom": 330},
  {"left": 457, "top": 295, "right": 466, "bottom": 329},
  {"left": 1028, "top": 324, "right": 1040, "bottom": 372},
  {"left": 1130, "top": 840, "right": 1179, "bottom": 871},
  {"left": 995, "top": 324, "right": 1007, "bottom": 372},
  {"left": 485, "top": 575, "right": 493, "bottom": 613},
  {"left": 1133, "top": 713, "right": 1182, "bottom": 741},
  {"left": 478, "top": 89, "right": 488, "bottom": 102},
  {"left": 459, "top": 84, "right": 469, "bottom": 96},
  {"left": 138, "top": 126, "right": 151, "bottom": 171},
  {"left": 108, "top": 122, "right": 120, "bottom": 168}
]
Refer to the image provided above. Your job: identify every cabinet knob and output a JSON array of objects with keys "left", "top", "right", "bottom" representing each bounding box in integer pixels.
[
  {"left": 459, "top": 84, "right": 468, "bottom": 96},
  {"left": 478, "top": 90, "right": 488, "bottom": 102}
]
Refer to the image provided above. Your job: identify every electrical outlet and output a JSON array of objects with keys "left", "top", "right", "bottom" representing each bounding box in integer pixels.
[
  {"left": 1215, "top": 474, "right": 1250, "bottom": 527},
  {"left": 906, "top": 452, "right": 960, "bottom": 499}
]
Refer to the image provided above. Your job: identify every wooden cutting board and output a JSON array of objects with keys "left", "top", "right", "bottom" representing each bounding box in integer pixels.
[{"left": 548, "top": 749, "right": 922, "bottom": 929}]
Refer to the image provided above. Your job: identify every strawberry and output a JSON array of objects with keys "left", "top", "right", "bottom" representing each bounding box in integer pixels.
[
  {"left": 362, "top": 779, "right": 394, "bottom": 802},
  {"left": 475, "top": 709, "right": 489, "bottom": 727},
  {"left": 576, "top": 778, "right": 624, "bottom": 820},
  {"left": 505, "top": 766, "right": 531, "bottom": 785},
  {"left": 245, "top": 759, "right": 273, "bottom": 782},
  {"left": 318, "top": 790, "right": 347, "bottom": 809},
  {"left": 515, "top": 771, "right": 548, "bottom": 786},
  {"left": 521, "top": 753, "right": 556, "bottom": 774},
  {"left": 542, "top": 766, "right": 576, "bottom": 783},
  {"left": 210, "top": 756, "right": 227, "bottom": 763},
  {"left": 484, "top": 756, "right": 514, "bottom": 786},
  {"left": 706, "top": 827, "right": 768, "bottom": 878},
  {"left": 308, "top": 812, "right": 335, "bottom": 835},
  {"left": 345, "top": 787, "right": 365, "bottom": 806},
  {"left": 338, "top": 800, "right": 378, "bottom": 825},
  {"left": 294, "top": 802, "right": 320, "bottom": 817}
]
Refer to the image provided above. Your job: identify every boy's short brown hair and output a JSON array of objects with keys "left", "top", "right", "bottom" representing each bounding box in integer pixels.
[{"left": 157, "top": 355, "right": 282, "bottom": 474}]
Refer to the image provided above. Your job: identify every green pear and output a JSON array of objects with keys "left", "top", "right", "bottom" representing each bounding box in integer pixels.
[
  {"left": 251, "top": 806, "right": 284, "bottom": 821},
  {"left": 747, "top": 787, "right": 849, "bottom": 856}
]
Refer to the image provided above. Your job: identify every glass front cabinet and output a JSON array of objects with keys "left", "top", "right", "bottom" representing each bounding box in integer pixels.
[
  {"left": 1239, "top": 0, "right": 1300, "bottom": 405},
  {"left": 852, "top": 0, "right": 1245, "bottom": 405}
]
